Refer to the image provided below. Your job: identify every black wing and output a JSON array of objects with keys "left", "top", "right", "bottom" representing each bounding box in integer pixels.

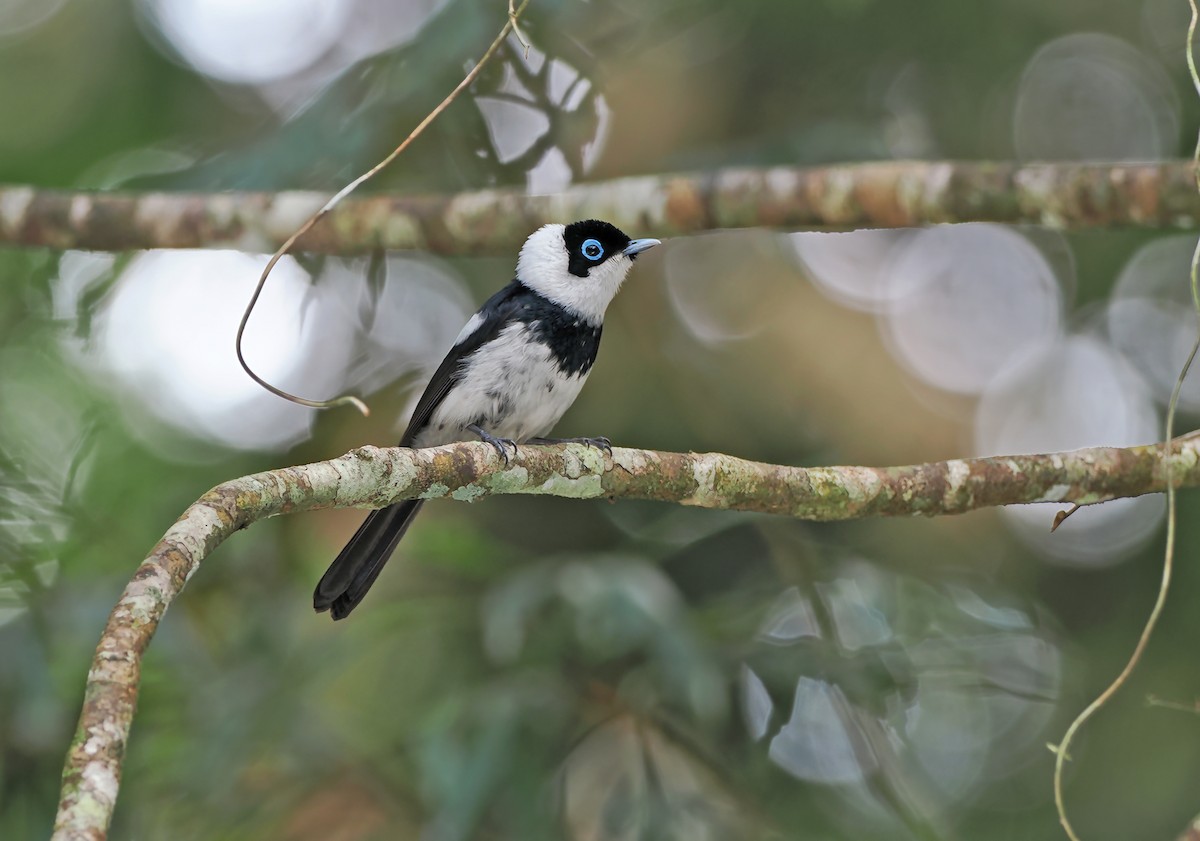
[{"left": 399, "top": 279, "right": 529, "bottom": 446}]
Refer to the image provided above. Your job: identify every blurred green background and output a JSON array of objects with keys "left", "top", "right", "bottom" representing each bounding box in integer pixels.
[{"left": 4, "top": 0, "right": 1200, "bottom": 838}]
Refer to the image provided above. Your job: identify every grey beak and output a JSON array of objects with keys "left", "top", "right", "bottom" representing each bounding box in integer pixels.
[{"left": 623, "top": 238, "right": 661, "bottom": 258}]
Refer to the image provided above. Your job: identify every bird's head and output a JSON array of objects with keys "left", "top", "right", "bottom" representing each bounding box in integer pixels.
[{"left": 516, "top": 219, "right": 660, "bottom": 323}]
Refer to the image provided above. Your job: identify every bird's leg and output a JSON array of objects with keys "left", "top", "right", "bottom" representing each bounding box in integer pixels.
[
  {"left": 526, "top": 436, "right": 613, "bottom": 456},
  {"left": 467, "top": 424, "right": 518, "bottom": 464}
]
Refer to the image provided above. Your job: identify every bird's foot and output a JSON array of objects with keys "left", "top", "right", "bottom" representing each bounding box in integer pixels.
[
  {"left": 468, "top": 424, "right": 518, "bottom": 464},
  {"left": 527, "top": 436, "right": 613, "bottom": 456}
]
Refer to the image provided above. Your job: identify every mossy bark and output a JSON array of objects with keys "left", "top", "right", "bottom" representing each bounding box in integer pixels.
[{"left": 7, "top": 161, "right": 1200, "bottom": 257}]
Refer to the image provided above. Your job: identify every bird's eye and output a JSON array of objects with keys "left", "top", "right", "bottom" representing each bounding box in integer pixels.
[{"left": 582, "top": 238, "right": 604, "bottom": 261}]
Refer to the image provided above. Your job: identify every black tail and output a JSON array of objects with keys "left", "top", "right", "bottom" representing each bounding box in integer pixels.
[{"left": 313, "top": 499, "right": 425, "bottom": 620}]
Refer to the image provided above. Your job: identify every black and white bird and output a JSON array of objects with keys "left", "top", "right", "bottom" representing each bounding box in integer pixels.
[{"left": 314, "top": 220, "right": 660, "bottom": 619}]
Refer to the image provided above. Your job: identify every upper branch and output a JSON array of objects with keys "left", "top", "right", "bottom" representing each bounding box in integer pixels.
[
  {"left": 53, "top": 436, "right": 1200, "bottom": 840},
  {"left": 9, "top": 160, "right": 1200, "bottom": 256}
]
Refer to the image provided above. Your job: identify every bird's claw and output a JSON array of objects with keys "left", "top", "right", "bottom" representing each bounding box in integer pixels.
[
  {"left": 580, "top": 436, "right": 613, "bottom": 455},
  {"left": 487, "top": 436, "right": 518, "bottom": 464},
  {"left": 468, "top": 425, "right": 518, "bottom": 464},
  {"left": 527, "top": 435, "right": 613, "bottom": 456}
]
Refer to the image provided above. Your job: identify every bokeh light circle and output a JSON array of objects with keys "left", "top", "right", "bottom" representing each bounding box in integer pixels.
[
  {"left": 1107, "top": 234, "right": 1200, "bottom": 411},
  {"left": 1014, "top": 33, "right": 1179, "bottom": 160},
  {"left": 791, "top": 229, "right": 912, "bottom": 313},
  {"left": 327, "top": 254, "right": 474, "bottom": 398},
  {"left": 740, "top": 562, "right": 1060, "bottom": 821},
  {"left": 335, "top": 0, "right": 450, "bottom": 63},
  {"left": 89, "top": 250, "right": 356, "bottom": 452},
  {"left": 0, "top": 0, "right": 70, "bottom": 39},
  {"left": 665, "top": 230, "right": 781, "bottom": 344},
  {"left": 473, "top": 40, "right": 611, "bottom": 193},
  {"left": 880, "top": 224, "right": 1063, "bottom": 395},
  {"left": 975, "top": 334, "right": 1162, "bottom": 566},
  {"left": 141, "top": 0, "right": 350, "bottom": 84}
]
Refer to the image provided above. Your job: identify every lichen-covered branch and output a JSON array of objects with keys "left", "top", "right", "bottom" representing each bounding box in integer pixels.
[
  {"left": 52, "top": 436, "right": 1200, "bottom": 840},
  {"left": 7, "top": 160, "right": 1200, "bottom": 257}
]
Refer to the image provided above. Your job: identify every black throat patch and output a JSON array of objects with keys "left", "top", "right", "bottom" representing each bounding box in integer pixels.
[
  {"left": 524, "top": 297, "right": 603, "bottom": 377},
  {"left": 465, "top": 279, "right": 604, "bottom": 378}
]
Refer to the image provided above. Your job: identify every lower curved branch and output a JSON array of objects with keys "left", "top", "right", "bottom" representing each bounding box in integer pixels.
[{"left": 51, "top": 437, "right": 1200, "bottom": 840}]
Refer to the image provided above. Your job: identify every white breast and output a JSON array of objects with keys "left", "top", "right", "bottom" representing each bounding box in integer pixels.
[{"left": 413, "top": 322, "right": 590, "bottom": 448}]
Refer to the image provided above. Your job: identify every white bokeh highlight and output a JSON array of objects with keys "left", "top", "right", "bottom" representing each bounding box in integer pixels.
[
  {"left": 1107, "top": 234, "right": 1200, "bottom": 411},
  {"left": 665, "top": 230, "right": 780, "bottom": 344},
  {"left": 741, "top": 562, "right": 1060, "bottom": 807},
  {"left": 142, "top": 0, "right": 350, "bottom": 84},
  {"left": 473, "top": 39, "right": 610, "bottom": 193},
  {"left": 792, "top": 229, "right": 912, "bottom": 313},
  {"left": 1014, "top": 33, "right": 1179, "bottom": 160},
  {"left": 768, "top": 677, "right": 877, "bottom": 784},
  {"left": 880, "top": 224, "right": 1063, "bottom": 395},
  {"left": 54, "top": 248, "right": 473, "bottom": 455},
  {"left": 474, "top": 97, "right": 551, "bottom": 163},
  {"left": 329, "top": 254, "right": 474, "bottom": 399},
  {"left": 139, "top": 0, "right": 450, "bottom": 112},
  {"left": 975, "top": 334, "right": 1163, "bottom": 566},
  {"left": 89, "top": 250, "right": 356, "bottom": 452},
  {"left": 0, "top": 0, "right": 69, "bottom": 39},
  {"left": 334, "top": 0, "right": 450, "bottom": 65}
]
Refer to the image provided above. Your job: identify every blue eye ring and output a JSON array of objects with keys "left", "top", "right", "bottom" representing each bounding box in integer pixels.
[{"left": 581, "top": 238, "right": 604, "bottom": 261}]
